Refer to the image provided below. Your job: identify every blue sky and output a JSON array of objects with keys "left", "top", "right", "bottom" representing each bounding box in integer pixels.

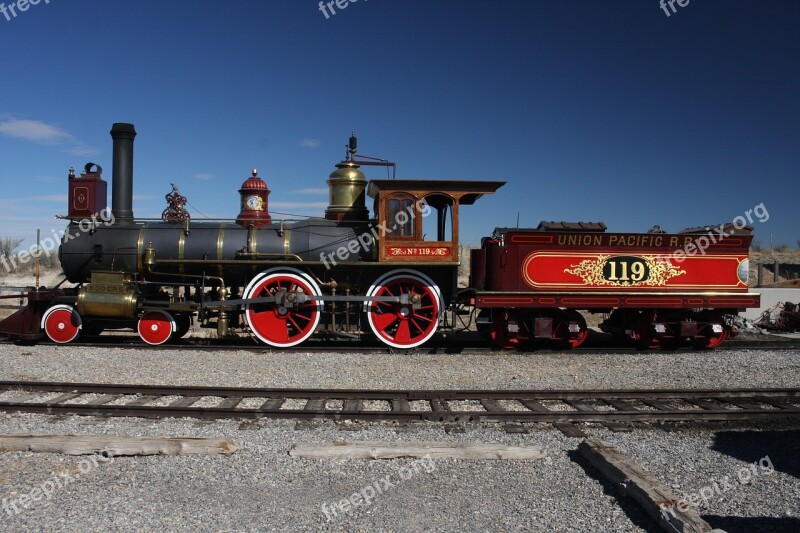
[{"left": 0, "top": 0, "right": 798, "bottom": 248}]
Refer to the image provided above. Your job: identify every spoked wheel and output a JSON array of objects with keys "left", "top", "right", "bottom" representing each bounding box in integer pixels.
[
  {"left": 244, "top": 268, "right": 322, "bottom": 348},
  {"left": 693, "top": 311, "right": 728, "bottom": 349},
  {"left": 635, "top": 313, "right": 661, "bottom": 349},
  {"left": 41, "top": 305, "right": 82, "bottom": 344},
  {"left": 554, "top": 310, "right": 588, "bottom": 349},
  {"left": 138, "top": 310, "right": 176, "bottom": 345},
  {"left": 365, "top": 271, "right": 441, "bottom": 349}
]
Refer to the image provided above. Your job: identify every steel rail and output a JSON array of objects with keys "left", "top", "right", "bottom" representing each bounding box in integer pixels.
[
  {"left": 1, "top": 338, "right": 796, "bottom": 353},
  {"left": 0, "top": 381, "right": 797, "bottom": 424}
]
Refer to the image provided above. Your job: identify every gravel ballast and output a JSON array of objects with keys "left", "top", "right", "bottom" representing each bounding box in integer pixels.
[
  {"left": 1, "top": 344, "right": 798, "bottom": 532},
  {"left": 1, "top": 344, "right": 798, "bottom": 390}
]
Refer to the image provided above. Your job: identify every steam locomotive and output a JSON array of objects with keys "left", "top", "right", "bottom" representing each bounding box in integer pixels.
[{"left": 0, "top": 123, "right": 759, "bottom": 349}]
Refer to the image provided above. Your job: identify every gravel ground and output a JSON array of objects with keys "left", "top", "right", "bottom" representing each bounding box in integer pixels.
[
  {"left": 0, "top": 344, "right": 798, "bottom": 390},
  {"left": 1, "top": 344, "right": 799, "bottom": 532}
]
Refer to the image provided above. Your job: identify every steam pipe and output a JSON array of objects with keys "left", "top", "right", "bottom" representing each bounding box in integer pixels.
[{"left": 110, "top": 123, "right": 136, "bottom": 224}]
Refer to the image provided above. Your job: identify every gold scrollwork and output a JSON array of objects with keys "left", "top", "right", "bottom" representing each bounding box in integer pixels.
[{"left": 565, "top": 255, "right": 686, "bottom": 287}]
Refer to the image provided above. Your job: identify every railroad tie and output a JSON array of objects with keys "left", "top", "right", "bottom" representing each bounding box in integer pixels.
[{"left": 168, "top": 396, "right": 202, "bottom": 408}]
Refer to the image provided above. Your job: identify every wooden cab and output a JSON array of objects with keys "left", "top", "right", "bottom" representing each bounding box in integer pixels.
[{"left": 367, "top": 180, "right": 505, "bottom": 263}]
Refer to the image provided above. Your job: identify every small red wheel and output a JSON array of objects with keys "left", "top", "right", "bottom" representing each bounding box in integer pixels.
[
  {"left": 41, "top": 305, "right": 82, "bottom": 344},
  {"left": 137, "top": 310, "right": 176, "bottom": 346},
  {"left": 243, "top": 269, "right": 322, "bottom": 347},
  {"left": 366, "top": 271, "right": 440, "bottom": 349},
  {"left": 556, "top": 310, "right": 588, "bottom": 349}
]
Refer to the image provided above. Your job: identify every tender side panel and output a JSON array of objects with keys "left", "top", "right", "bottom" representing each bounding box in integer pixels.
[{"left": 481, "top": 231, "right": 753, "bottom": 295}]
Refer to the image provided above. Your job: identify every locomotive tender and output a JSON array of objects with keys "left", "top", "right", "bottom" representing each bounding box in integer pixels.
[{"left": 0, "top": 123, "right": 759, "bottom": 349}]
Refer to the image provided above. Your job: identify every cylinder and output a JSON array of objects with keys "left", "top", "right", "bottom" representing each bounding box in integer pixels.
[
  {"left": 76, "top": 272, "right": 138, "bottom": 319},
  {"left": 111, "top": 123, "right": 136, "bottom": 224}
]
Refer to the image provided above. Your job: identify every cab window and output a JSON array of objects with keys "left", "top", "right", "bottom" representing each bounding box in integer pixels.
[
  {"left": 422, "top": 193, "right": 454, "bottom": 242},
  {"left": 385, "top": 195, "right": 416, "bottom": 239}
]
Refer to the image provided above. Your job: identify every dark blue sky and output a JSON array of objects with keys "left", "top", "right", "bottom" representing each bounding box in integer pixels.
[{"left": 1, "top": 0, "right": 797, "bottom": 247}]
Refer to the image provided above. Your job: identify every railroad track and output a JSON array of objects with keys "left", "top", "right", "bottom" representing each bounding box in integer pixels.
[
  {"left": 1, "top": 336, "right": 796, "bottom": 353},
  {"left": 1, "top": 381, "right": 798, "bottom": 424}
]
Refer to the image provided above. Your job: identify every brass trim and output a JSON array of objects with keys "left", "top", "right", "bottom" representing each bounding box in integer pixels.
[
  {"left": 283, "top": 227, "right": 291, "bottom": 256},
  {"left": 217, "top": 223, "right": 226, "bottom": 278},
  {"left": 250, "top": 227, "right": 258, "bottom": 279},
  {"left": 178, "top": 229, "right": 186, "bottom": 276},
  {"left": 152, "top": 259, "right": 460, "bottom": 268},
  {"left": 136, "top": 223, "right": 148, "bottom": 272}
]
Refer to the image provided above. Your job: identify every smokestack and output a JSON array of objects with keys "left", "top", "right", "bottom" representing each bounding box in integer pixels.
[{"left": 110, "top": 123, "right": 136, "bottom": 223}]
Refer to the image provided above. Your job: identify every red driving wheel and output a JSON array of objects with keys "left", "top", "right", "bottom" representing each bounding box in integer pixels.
[
  {"left": 366, "top": 272, "right": 440, "bottom": 349},
  {"left": 244, "top": 269, "right": 322, "bottom": 347}
]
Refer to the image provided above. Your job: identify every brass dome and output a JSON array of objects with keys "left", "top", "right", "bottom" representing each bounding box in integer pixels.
[{"left": 324, "top": 160, "right": 369, "bottom": 221}]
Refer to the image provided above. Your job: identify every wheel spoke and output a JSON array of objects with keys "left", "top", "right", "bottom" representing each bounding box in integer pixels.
[
  {"left": 294, "top": 309, "right": 314, "bottom": 321},
  {"left": 410, "top": 317, "right": 426, "bottom": 335},
  {"left": 286, "top": 315, "right": 304, "bottom": 335}
]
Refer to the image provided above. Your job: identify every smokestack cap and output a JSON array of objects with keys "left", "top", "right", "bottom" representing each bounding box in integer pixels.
[{"left": 110, "top": 123, "right": 137, "bottom": 139}]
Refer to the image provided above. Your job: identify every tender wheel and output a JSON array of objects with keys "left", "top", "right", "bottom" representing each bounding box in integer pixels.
[
  {"left": 243, "top": 268, "right": 322, "bottom": 347},
  {"left": 137, "top": 310, "right": 176, "bottom": 345},
  {"left": 694, "top": 311, "right": 728, "bottom": 349},
  {"left": 695, "top": 329, "right": 728, "bottom": 349},
  {"left": 635, "top": 313, "right": 661, "bottom": 349},
  {"left": 365, "top": 271, "right": 441, "bottom": 349},
  {"left": 555, "top": 310, "right": 588, "bottom": 349},
  {"left": 490, "top": 311, "right": 521, "bottom": 349},
  {"left": 41, "top": 305, "right": 82, "bottom": 344}
]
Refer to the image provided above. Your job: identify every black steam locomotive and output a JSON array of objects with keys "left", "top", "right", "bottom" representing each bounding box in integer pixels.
[{"left": 0, "top": 123, "right": 503, "bottom": 348}]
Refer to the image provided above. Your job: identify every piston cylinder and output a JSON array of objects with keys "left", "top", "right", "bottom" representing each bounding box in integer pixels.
[{"left": 76, "top": 271, "right": 138, "bottom": 319}]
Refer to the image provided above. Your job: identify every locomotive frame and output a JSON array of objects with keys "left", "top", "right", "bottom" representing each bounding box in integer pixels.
[{"left": 0, "top": 123, "right": 760, "bottom": 349}]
